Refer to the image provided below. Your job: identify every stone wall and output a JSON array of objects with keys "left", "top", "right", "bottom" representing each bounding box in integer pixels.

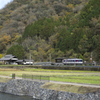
[{"left": 0, "top": 79, "right": 100, "bottom": 100}]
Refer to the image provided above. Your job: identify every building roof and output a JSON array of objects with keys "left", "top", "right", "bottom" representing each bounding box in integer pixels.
[
  {"left": 23, "top": 59, "right": 34, "bottom": 62},
  {"left": 16, "top": 59, "right": 34, "bottom": 63},
  {"left": 0, "top": 54, "right": 18, "bottom": 61},
  {"left": 55, "top": 57, "right": 66, "bottom": 60}
]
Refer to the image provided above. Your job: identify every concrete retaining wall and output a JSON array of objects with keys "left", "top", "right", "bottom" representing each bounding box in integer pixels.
[{"left": 0, "top": 79, "right": 100, "bottom": 100}]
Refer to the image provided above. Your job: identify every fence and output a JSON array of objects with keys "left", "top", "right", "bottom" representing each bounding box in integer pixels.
[
  {"left": 22, "top": 74, "right": 50, "bottom": 82},
  {"left": 22, "top": 74, "right": 100, "bottom": 84}
]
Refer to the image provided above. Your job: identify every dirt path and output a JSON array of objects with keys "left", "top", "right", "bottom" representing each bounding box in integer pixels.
[
  {"left": 0, "top": 75, "right": 22, "bottom": 79},
  {"left": 0, "top": 75, "right": 100, "bottom": 88},
  {"left": 50, "top": 81, "right": 100, "bottom": 88}
]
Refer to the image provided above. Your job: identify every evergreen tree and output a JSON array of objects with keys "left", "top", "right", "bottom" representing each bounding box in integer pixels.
[{"left": 6, "top": 45, "right": 25, "bottom": 59}]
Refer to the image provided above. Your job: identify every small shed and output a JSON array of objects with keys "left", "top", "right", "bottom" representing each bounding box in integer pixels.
[
  {"left": 16, "top": 60, "right": 24, "bottom": 65},
  {"left": 55, "top": 57, "right": 66, "bottom": 63},
  {"left": 16, "top": 59, "right": 34, "bottom": 65}
]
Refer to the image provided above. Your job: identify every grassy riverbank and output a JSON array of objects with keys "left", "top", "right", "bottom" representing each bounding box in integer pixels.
[
  {"left": 0, "top": 67, "right": 100, "bottom": 85},
  {"left": 0, "top": 77, "right": 11, "bottom": 83},
  {"left": 42, "top": 82, "right": 100, "bottom": 94}
]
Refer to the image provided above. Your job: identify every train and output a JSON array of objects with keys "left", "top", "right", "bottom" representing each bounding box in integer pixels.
[
  {"left": 63, "top": 58, "right": 83, "bottom": 65},
  {"left": 55, "top": 58, "right": 83, "bottom": 65}
]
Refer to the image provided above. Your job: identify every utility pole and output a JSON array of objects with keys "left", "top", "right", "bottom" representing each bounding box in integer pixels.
[
  {"left": 30, "top": 53, "right": 31, "bottom": 62},
  {"left": 90, "top": 52, "right": 93, "bottom": 63},
  {"left": 49, "top": 53, "right": 51, "bottom": 62}
]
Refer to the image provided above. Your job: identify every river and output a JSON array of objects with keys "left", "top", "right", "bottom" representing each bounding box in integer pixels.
[{"left": 0, "top": 92, "right": 38, "bottom": 100}]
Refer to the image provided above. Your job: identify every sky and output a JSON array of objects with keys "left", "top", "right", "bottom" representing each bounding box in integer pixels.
[{"left": 0, "top": 0, "right": 13, "bottom": 9}]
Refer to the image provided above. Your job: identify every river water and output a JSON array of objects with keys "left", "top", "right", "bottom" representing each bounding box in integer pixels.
[{"left": 0, "top": 92, "right": 38, "bottom": 100}]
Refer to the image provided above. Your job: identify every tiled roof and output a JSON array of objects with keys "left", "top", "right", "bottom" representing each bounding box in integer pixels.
[{"left": 0, "top": 54, "right": 18, "bottom": 61}]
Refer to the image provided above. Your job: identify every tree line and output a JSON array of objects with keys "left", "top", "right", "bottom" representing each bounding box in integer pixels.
[{"left": 0, "top": 0, "right": 100, "bottom": 63}]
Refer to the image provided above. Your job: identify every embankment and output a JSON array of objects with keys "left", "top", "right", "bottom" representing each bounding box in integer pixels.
[{"left": 0, "top": 79, "right": 100, "bottom": 100}]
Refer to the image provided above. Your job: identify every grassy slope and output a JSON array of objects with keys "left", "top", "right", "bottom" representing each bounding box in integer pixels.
[
  {"left": 42, "top": 82, "right": 100, "bottom": 94},
  {"left": 0, "top": 67, "right": 100, "bottom": 93},
  {"left": 0, "top": 68, "right": 100, "bottom": 85},
  {"left": 0, "top": 77, "right": 11, "bottom": 83}
]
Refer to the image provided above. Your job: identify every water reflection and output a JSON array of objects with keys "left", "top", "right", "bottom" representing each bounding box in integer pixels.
[{"left": 0, "top": 92, "right": 37, "bottom": 100}]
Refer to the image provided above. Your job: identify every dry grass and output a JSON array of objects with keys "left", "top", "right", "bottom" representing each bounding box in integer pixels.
[
  {"left": 0, "top": 68, "right": 100, "bottom": 76},
  {"left": 0, "top": 67, "right": 100, "bottom": 93},
  {"left": 0, "top": 68, "right": 20, "bottom": 71},
  {"left": 42, "top": 82, "right": 100, "bottom": 94},
  {"left": 0, "top": 77, "right": 11, "bottom": 83},
  {"left": 0, "top": 68, "right": 100, "bottom": 84}
]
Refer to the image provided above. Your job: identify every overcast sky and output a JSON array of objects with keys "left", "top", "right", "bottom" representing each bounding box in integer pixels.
[{"left": 0, "top": 0, "right": 13, "bottom": 9}]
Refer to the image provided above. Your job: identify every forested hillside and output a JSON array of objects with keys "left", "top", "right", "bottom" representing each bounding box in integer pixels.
[{"left": 0, "top": 0, "right": 100, "bottom": 62}]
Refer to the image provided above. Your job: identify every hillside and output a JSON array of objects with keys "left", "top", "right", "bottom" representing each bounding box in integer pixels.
[
  {"left": 0, "top": 0, "right": 100, "bottom": 62},
  {"left": 0, "top": 0, "right": 85, "bottom": 35}
]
